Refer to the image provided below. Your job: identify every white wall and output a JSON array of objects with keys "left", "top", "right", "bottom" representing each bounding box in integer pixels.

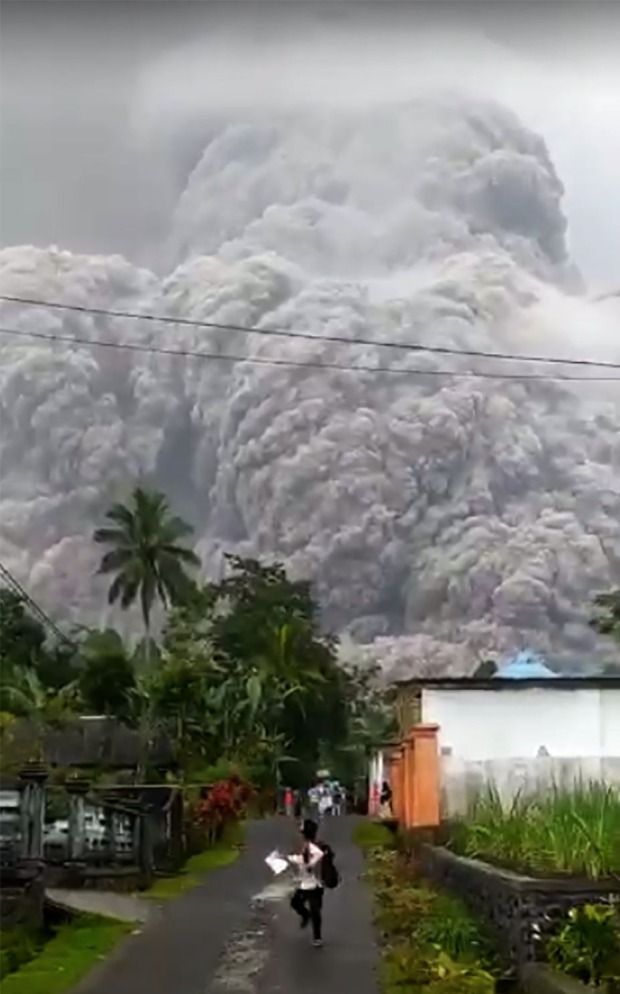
[
  {"left": 422, "top": 687, "right": 620, "bottom": 762},
  {"left": 440, "top": 755, "right": 620, "bottom": 817},
  {"left": 421, "top": 685, "right": 620, "bottom": 815},
  {"left": 601, "top": 689, "right": 620, "bottom": 755}
]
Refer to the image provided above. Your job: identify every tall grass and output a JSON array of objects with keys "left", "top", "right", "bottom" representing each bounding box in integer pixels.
[{"left": 448, "top": 781, "right": 620, "bottom": 879}]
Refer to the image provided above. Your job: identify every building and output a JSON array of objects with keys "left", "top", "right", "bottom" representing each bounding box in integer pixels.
[{"left": 375, "top": 654, "right": 620, "bottom": 824}]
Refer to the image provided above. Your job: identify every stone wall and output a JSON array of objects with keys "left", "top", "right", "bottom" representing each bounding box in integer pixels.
[
  {"left": 417, "top": 843, "right": 620, "bottom": 967},
  {"left": 0, "top": 866, "right": 45, "bottom": 931}
]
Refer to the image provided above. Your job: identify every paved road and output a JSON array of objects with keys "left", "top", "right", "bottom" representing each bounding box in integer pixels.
[{"left": 74, "top": 816, "right": 379, "bottom": 994}]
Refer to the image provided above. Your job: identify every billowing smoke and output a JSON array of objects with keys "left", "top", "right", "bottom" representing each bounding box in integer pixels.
[{"left": 1, "top": 89, "right": 619, "bottom": 676}]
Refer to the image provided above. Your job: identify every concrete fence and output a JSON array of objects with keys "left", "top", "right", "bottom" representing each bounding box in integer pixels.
[{"left": 439, "top": 755, "right": 620, "bottom": 817}]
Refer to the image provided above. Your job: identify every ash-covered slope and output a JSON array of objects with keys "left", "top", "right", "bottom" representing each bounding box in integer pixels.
[{"left": 1, "top": 95, "right": 619, "bottom": 674}]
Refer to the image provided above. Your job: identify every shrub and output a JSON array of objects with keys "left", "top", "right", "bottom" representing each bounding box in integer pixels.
[
  {"left": 194, "top": 774, "right": 254, "bottom": 840},
  {"left": 547, "top": 903, "right": 620, "bottom": 987},
  {"left": 363, "top": 844, "right": 501, "bottom": 990},
  {"left": 383, "top": 943, "right": 496, "bottom": 993}
]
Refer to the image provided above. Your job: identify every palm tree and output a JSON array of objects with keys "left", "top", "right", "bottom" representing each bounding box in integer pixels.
[{"left": 94, "top": 487, "right": 200, "bottom": 653}]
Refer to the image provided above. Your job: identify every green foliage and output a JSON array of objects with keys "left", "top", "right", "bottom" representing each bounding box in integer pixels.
[
  {"left": 547, "top": 903, "right": 620, "bottom": 987},
  {"left": 448, "top": 782, "right": 620, "bottom": 879},
  {"left": 0, "top": 666, "right": 78, "bottom": 765},
  {"left": 325, "top": 659, "right": 397, "bottom": 785},
  {"left": 209, "top": 555, "right": 320, "bottom": 659},
  {"left": 145, "top": 824, "right": 243, "bottom": 900},
  {"left": 353, "top": 819, "right": 395, "bottom": 853},
  {"left": 77, "top": 628, "right": 136, "bottom": 718},
  {"left": 0, "top": 926, "right": 45, "bottom": 980},
  {"left": 383, "top": 944, "right": 496, "bottom": 993},
  {"left": 208, "top": 555, "right": 348, "bottom": 780},
  {"left": 0, "top": 589, "right": 46, "bottom": 671},
  {"left": 0, "top": 915, "right": 131, "bottom": 994},
  {"left": 94, "top": 485, "right": 200, "bottom": 633},
  {"left": 0, "top": 589, "right": 79, "bottom": 695},
  {"left": 416, "top": 890, "right": 493, "bottom": 962},
  {"left": 363, "top": 846, "right": 499, "bottom": 993},
  {"left": 157, "top": 556, "right": 354, "bottom": 786},
  {"left": 591, "top": 589, "right": 620, "bottom": 646}
]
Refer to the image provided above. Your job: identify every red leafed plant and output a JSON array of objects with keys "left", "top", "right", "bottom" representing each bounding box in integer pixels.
[{"left": 196, "top": 776, "right": 255, "bottom": 837}]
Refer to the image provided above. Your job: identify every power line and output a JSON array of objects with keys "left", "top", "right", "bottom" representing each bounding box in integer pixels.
[
  {"left": 1, "top": 293, "right": 619, "bottom": 371},
  {"left": 1, "top": 325, "right": 619, "bottom": 383},
  {"left": 0, "top": 564, "right": 75, "bottom": 649},
  {"left": 0, "top": 562, "right": 77, "bottom": 649}
]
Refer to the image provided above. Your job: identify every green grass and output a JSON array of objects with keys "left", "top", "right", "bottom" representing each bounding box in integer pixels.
[
  {"left": 353, "top": 819, "right": 395, "bottom": 853},
  {"left": 448, "top": 781, "right": 620, "bottom": 879},
  {"left": 145, "top": 822, "right": 244, "bottom": 900},
  {"left": 363, "top": 846, "right": 499, "bottom": 992},
  {"left": 0, "top": 915, "right": 132, "bottom": 994}
]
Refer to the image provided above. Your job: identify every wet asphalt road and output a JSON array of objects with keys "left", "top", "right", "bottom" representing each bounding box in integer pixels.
[{"left": 74, "top": 816, "right": 379, "bottom": 994}]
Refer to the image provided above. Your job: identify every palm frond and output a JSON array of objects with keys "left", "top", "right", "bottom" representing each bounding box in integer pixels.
[
  {"left": 93, "top": 527, "right": 132, "bottom": 547},
  {"left": 160, "top": 517, "right": 195, "bottom": 543},
  {"left": 104, "top": 503, "right": 136, "bottom": 530},
  {"left": 160, "top": 544, "right": 200, "bottom": 567},
  {"left": 120, "top": 574, "right": 141, "bottom": 610},
  {"left": 107, "top": 573, "right": 126, "bottom": 606},
  {"left": 97, "top": 548, "right": 133, "bottom": 574}
]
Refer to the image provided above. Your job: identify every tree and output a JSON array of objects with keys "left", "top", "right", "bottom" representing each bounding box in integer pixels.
[
  {"left": 77, "top": 629, "right": 136, "bottom": 718},
  {"left": 208, "top": 556, "right": 317, "bottom": 663},
  {"left": 94, "top": 486, "right": 200, "bottom": 649},
  {"left": 591, "top": 590, "right": 620, "bottom": 646},
  {"left": 0, "top": 588, "right": 46, "bottom": 672},
  {"left": 208, "top": 557, "right": 348, "bottom": 784},
  {"left": 0, "top": 588, "right": 79, "bottom": 691}
]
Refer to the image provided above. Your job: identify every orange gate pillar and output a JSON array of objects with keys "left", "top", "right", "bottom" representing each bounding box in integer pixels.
[
  {"left": 403, "top": 729, "right": 418, "bottom": 829},
  {"left": 391, "top": 748, "right": 404, "bottom": 824},
  {"left": 410, "top": 724, "right": 440, "bottom": 828}
]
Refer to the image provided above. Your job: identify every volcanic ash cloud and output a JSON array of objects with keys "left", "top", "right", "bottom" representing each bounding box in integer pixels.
[{"left": 1, "top": 95, "right": 619, "bottom": 673}]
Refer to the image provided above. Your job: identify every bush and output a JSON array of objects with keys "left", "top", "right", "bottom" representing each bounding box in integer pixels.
[
  {"left": 362, "top": 845, "right": 501, "bottom": 991},
  {"left": 547, "top": 903, "right": 620, "bottom": 988},
  {"left": 194, "top": 774, "right": 254, "bottom": 841},
  {"left": 384, "top": 944, "right": 495, "bottom": 993}
]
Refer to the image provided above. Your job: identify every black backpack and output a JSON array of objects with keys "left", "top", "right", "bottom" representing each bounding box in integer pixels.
[{"left": 319, "top": 842, "right": 340, "bottom": 889}]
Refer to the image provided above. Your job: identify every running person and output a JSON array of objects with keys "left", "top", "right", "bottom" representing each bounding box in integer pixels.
[{"left": 288, "top": 819, "right": 325, "bottom": 947}]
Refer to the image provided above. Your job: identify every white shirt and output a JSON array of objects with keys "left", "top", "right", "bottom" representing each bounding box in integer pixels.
[{"left": 288, "top": 842, "right": 324, "bottom": 890}]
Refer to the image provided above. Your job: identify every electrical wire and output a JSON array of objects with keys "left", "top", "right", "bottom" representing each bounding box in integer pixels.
[
  {"left": 1, "top": 293, "right": 619, "bottom": 370},
  {"left": 1, "top": 325, "right": 619, "bottom": 382},
  {"left": 0, "top": 562, "right": 77, "bottom": 649}
]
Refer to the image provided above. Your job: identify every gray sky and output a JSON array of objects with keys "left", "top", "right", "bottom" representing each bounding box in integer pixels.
[{"left": 1, "top": 1, "right": 619, "bottom": 284}]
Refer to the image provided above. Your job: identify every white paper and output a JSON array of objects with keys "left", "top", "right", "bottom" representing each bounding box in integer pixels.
[{"left": 265, "top": 851, "right": 289, "bottom": 876}]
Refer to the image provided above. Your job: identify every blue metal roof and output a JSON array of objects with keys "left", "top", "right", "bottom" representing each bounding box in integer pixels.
[{"left": 495, "top": 649, "right": 558, "bottom": 679}]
